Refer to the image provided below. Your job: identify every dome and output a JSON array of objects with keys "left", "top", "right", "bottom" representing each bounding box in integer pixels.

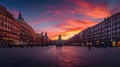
[{"left": 17, "top": 12, "right": 25, "bottom": 22}]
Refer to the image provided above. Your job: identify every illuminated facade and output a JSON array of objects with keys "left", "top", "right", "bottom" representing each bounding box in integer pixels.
[
  {"left": 0, "top": 5, "right": 20, "bottom": 46},
  {"left": 36, "top": 33, "right": 44, "bottom": 45},
  {"left": 44, "top": 32, "right": 49, "bottom": 45},
  {"left": 82, "top": 12, "right": 120, "bottom": 46},
  {"left": 17, "top": 13, "right": 36, "bottom": 45},
  {"left": 0, "top": 5, "right": 36, "bottom": 46},
  {"left": 69, "top": 12, "right": 120, "bottom": 46},
  {"left": 36, "top": 32, "right": 50, "bottom": 45},
  {"left": 0, "top": 5, "right": 51, "bottom": 46}
]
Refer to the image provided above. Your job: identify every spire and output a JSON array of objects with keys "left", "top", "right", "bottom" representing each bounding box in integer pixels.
[
  {"left": 59, "top": 35, "right": 61, "bottom": 39},
  {"left": 45, "top": 32, "right": 47, "bottom": 36},
  {"left": 57, "top": 34, "right": 62, "bottom": 47},
  {"left": 17, "top": 11, "right": 24, "bottom": 22},
  {"left": 19, "top": 12, "right": 22, "bottom": 18},
  {"left": 58, "top": 34, "right": 62, "bottom": 40}
]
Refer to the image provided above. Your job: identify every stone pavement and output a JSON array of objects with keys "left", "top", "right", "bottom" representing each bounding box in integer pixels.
[{"left": 0, "top": 46, "right": 120, "bottom": 67}]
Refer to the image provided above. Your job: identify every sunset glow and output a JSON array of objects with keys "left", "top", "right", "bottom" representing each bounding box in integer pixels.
[{"left": 1, "top": 0, "right": 120, "bottom": 40}]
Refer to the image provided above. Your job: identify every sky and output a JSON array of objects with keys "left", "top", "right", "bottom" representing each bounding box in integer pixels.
[{"left": 0, "top": 0, "right": 120, "bottom": 40}]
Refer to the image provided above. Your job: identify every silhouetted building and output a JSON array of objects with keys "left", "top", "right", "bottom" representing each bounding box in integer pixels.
[
  {"left": 44, "top": 32, "right": 49, "bottom": 45},
  {"left": 56, "top": 35, "right": 62, "bottom": 47},
  {"left": 67, "top": 33, "right": 83, "bottom": 46}
]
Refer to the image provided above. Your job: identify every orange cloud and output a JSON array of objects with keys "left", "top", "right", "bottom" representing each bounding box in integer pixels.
[
  {"left": 29, "top": 0, "right": 112, "bottom": 40},
  {"left": 8, "top": 0, "right": 120, "bottom": 41},
  {"left": 49, "top": 19, "right": 97, "bottom": 40},
  {"left": 86, "top": 6, "right": 109, "bottom": 18},
  {"left": 71, "top": 0, "right": 110, "bottom": 18}
]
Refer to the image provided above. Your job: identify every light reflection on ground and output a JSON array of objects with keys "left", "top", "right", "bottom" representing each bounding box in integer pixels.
[{"left": 0, "top": 46, "right": 120, "bottom": 67}]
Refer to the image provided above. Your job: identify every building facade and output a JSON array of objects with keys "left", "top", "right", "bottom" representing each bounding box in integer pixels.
[
  {"left": 36, "top": 32, "right": 50, "bottom": 46},
  {"left": 0, "top": 5, "right": 37, "bottom": 46},
  {"left": 68, "top": 12, "right": 120, "bottom": 47},
  {"left": 0, "top": 5, "right": 52, "bottom": 46},
  {"left": 0, "top": 5, "right": 20, "bottom": 46},
  {"left": 36, "top": 33, "right": 44, "bottom": 45},
  {"left": 17, "top": 13, "right": 36, "bottom": 45}
]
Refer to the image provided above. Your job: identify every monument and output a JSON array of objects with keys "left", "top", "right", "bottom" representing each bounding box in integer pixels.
[{"left": 56, "top": 35, "right": 62, "bottom": 47}]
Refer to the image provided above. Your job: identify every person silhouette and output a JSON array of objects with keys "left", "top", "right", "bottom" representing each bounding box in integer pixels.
[{"left": 88, "top": 42, "right": 91, "bottom": 51}]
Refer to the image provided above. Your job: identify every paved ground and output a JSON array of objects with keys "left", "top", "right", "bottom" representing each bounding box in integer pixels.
[{"left": 0, "top": 46, "right": 120, "bottom": 67}]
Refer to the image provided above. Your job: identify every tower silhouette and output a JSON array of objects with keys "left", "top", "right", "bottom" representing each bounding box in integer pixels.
[{"left": 57, "top": 35, "right": 62, "bottom": 47}]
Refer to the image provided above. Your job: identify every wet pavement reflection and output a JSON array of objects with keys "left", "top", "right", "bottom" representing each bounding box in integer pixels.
[{"left": 0, "top": 46, "right": 120, "bottom": 67}]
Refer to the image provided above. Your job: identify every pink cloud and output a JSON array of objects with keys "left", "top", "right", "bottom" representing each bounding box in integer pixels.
[{"left": 29, "top": 0, "right": 120, "bottom": 40}]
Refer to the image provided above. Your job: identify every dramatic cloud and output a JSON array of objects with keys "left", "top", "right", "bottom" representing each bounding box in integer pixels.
[
  {"left": 30, "top": 0, "right": 120, "bottom": 40},
  {"left": 3, "top": 0, "right": 120, "bottom": 40}
]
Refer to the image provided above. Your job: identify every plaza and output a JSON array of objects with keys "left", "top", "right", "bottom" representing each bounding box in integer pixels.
[{"left": 0, "top": 46, "right": 120, "bottom": 67}]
